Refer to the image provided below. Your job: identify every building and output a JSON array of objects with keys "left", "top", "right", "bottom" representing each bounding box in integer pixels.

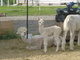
[
  {"left": 16, "top": 0, "right": 27, "bottom": 5},
  {"left": 28, "top": 0, "right": 78, "bottom": 6},
  {"left": 13, "top": 0, "right": 79, "bottom": 6},
  {"left": 0, "top": 0, "right": 80, "bottom": 6}
]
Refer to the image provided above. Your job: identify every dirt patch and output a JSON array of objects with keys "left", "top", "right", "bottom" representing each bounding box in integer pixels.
[{"left": 0, "top": 39, "right": 80, "bottom": 60}]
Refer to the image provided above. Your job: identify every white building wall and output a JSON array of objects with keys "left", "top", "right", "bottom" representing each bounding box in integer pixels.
[
  {"left": 39, "top": 0, "right": 78, "bottom": 3},
  {"left": 17, "top": 0, "right": 78, "bottom": 4},
  {"left": 18, "top": 0, "right": 24, "bottom": 3},
  {"left": 16, "top": 0, "right": 79, "bottom": 6},
  {"left": 39, "top": 0, "right": 60, "bottom": 3},
  {"left": 61, "top": 0, "right": 77, "bottom": 3}
]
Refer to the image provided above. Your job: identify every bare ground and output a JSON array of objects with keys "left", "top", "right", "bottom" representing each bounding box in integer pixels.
[{"left": 0, "top": 39, "right": 80, "bottom": 60}]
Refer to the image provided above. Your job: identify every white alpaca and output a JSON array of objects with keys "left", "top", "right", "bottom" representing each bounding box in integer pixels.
[
  {"left": 62, "top": 15, "right": 80, "bottom": 51},
  {"left": 17, "top": 27, "right": 27, "bottom": 35},
  {"left": 17, "top": 27, "right": 61, "bottom": 50},
  {"left": 38, "top": 18, "right": 62, "bottom": 52}
]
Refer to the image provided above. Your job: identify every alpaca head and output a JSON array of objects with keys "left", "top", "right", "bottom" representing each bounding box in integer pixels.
[
  {"left": 38, "top": 18, "right": 44, "bottom": 26},
  {"left": 16, "top": 27, "right": 27, "bottom": 37}
]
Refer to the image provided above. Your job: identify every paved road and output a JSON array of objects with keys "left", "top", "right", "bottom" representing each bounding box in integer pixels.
[
  {"left": 28, "top": 16, "right": 55, "bottom": 20},
  {"left": 0, "top": 16, "right": 55, "bottom": 20}
]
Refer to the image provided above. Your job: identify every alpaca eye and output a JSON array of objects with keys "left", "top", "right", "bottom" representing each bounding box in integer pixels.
[{"left": 24, "top": 32, "right": 26, "bottom": 35}]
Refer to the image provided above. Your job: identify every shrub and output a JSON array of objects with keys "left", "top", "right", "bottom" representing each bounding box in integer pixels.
[{"left": 0, "top": 31, "right": 20, "bottom": 40}]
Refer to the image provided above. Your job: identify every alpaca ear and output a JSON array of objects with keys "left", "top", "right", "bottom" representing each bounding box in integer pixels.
[
  {"left": 38, "top": 18, "right": 43, "bottom": 20},
  {"left": 38, "top": 18, "right": 40, "bottom": 20}
]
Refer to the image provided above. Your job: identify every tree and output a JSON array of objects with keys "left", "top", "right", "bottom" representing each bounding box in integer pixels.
[
  {"left": 3, "top": 0, "right": 13, "bottom": 5},
  {"left": 10, "top": 0, "right": 13, "bottom": 4}
]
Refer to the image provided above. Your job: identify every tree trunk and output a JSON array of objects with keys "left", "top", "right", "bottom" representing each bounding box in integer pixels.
[{"left": 13, "top": 0, "right": 15, "bottom": 5}]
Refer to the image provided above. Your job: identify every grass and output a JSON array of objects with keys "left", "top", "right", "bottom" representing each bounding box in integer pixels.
[
  {"left": 0, "top": 6, "right": 80, "bottom": 16},
  {"left": 28, "top": 6, "right": 69, "bottom": 15},
  {"left": 0, "top": 6, "right": 26, "bottom": 16}
]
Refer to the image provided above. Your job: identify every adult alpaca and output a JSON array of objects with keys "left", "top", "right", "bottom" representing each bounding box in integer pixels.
[
  {"left": 62, "top": 15, "right": 80, "bottom": 51},
  {"left": 17, "top": 27, "right": 43, "bottom": 49},
  {"left": 38, "top": 18, "right": 62, "bottom": 52}
]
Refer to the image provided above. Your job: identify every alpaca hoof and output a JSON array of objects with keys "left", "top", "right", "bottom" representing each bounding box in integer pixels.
[
  {"left": 62, "top": 48, "right": 65, "bottom": 51},
  {"left": 70, "top": 48, "right": 73, "bottom": 50},
  {"left": 70, "top": 47, "right": 74, "bottom": 50},
  {"left": 62, "top": 47, "right": 65, "bottom": 51},
  {"left": 44, "top": 50, "right": 47, "bottom": 53},
  {"left": 44, "top": 51, "right": 47, "bottom": 53},
  {"left": 78, "top": 45, "right": 80, "bottom": 46},
  {"left": 78, "top": 44, "right": 80, "bottom": 46},
  {"left": 55, "top": 50, "right": 58, "bottom": 52},
  {"left": 62, "top": 49, "right": 65, "bottom": 51}
]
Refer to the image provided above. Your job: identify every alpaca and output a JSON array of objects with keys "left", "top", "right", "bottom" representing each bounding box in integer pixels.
[
  {"left": 17, "top": 27, "right": 27, "bottom": 35},
  {"left": 17, "top": 27, "right": 62, "bottom": 50},
  {"left": 38, "top": 18, "right": 62, "bottom": 52},
  {"left": 62, "top": 15, "right": 80, "bottom": 51}
]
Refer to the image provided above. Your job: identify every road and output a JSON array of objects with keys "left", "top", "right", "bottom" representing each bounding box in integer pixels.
[{"left": 0, "top": 16, "right": 55, "bottom": 20}]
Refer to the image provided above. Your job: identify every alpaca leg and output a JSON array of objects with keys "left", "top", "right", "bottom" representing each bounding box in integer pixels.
[
  {"left": 54, "top": 37, "right": 60, "bottom": 52},
  {"left": 70, "top": 31, "right": 75, "bottom": 50},
  {"left": 44, "top": 38, "right": 48, "bottom": 52},
  {"left": 54, "top": 40, "right": 57, "bottom": 46},
  {"left": 54, "top": 32, "right": 60, "bottom": 52},
  {"left": 62, "top": 30, "right": 68, "bottom": 51},
  {"left": 78, "top": 31, "right": 80, "bottom": 46}
]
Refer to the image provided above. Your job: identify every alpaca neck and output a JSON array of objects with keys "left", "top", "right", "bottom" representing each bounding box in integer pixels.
[
  {"left": 39, "top": 24, "right": 44, "bottom": 34},
  {"left": 21, "top": 35, "right": 29, "bottom": 44}
]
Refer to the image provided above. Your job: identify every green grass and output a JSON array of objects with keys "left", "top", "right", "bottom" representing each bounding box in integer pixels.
[
  {"left": 29, "top": 6, "right": 80, "bottom": 15},
  {"left": 0, "top": 6, "right": 26, "bottom": 16},
  {"left": 28, "top": 6, "right": 66, "bottom": 16},
  {"left": 0, "top": 6, "right": 80, "bottom": 16}
]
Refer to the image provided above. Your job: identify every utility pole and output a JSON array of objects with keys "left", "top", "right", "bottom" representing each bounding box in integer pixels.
[
  {"left": 1, "top": 0, "right": 3, "bottom": 6},
  {"left": 26, "top": 0, "right": 28, "bottom": 39},
  {"left": 38, "top": 0, "right": 41, "bottom": 11}
]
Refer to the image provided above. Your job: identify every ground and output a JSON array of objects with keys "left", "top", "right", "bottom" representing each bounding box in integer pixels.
[{"left": 0, "top": 39, "right": 80, "bottom": 60}]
